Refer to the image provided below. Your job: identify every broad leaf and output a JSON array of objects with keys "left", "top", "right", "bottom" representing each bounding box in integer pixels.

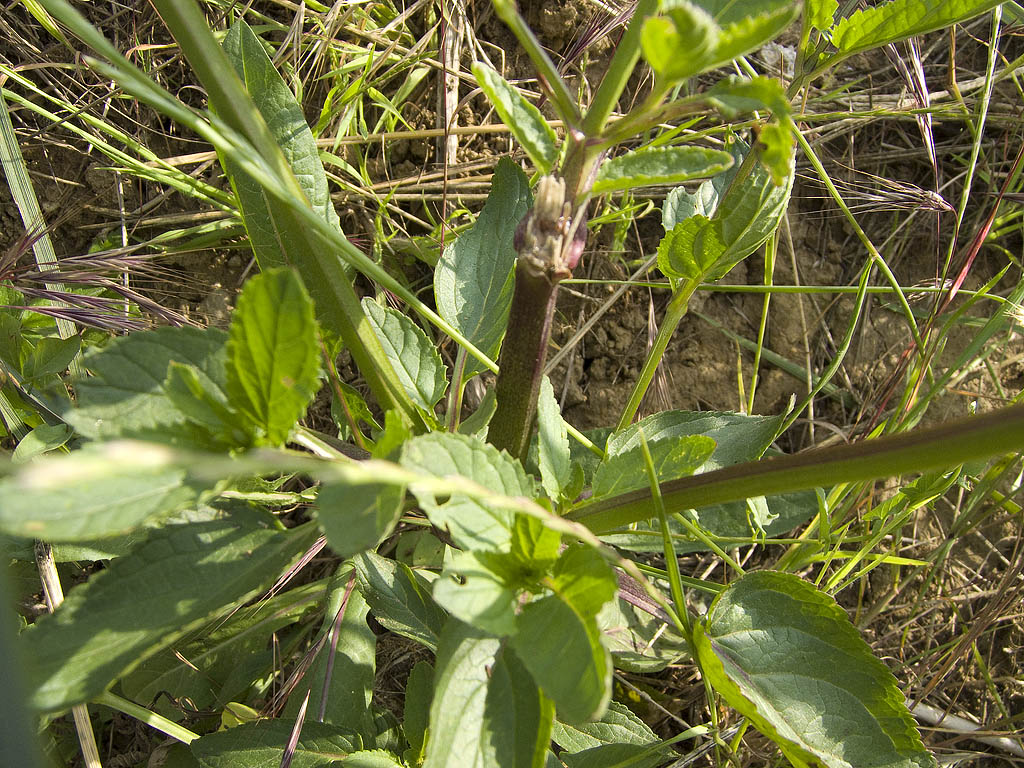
[
  {"left": 592, "top": 434, "right": 715, "bottom": 499},
  {"left": 400, "top": 432, "right": 535, "bottom": 551},
  {"left": 342, "top": 751, "right": 406, "bottom": 767},
  {"left": 695, "top": 571, "right": 936, "bottom": 768},
  {"left": 0, "top": 441, "right": 202, "bottom": 542},
  {"left": 641, "top": 0, "right": 799, "bottom": 83},
  {"left": 434, "top": 158, "right": 531, "bottom": 377},
  {"left": 830, "top": 0, "right": 1003, "bottom": 58},
  {"left": 658, "top": 138, "right": 793, "bottom": 281},
  {"left": 191, "top": 720, "right": 361, "bottom": 768},
  {"left": 287, "top": 568, "right": 376, "bottom": 735},
  {"left": 362, "top": 298, "right": 447, "bottom": 413},
  {"left": 24, "top": 514, "right": 318, "bottom": 711},
  {"left": 226, "top": 267, "right": 320, "bottom": 445},
  {"left": 120, "top": 580, "right": 323, "bottom": 718},
  {"left": 353, "top": 552, "right": 446, "bottom": 651},
  {"left": 424, "top": 619, "right": 552, "bottom": 768},
  {"left": 403, "top": 661, "right": 433, "bottom": 761},
  {"left": 473, "top": 62, "right": 558, "bottom": 173},
  {"left": 548, "top": 544, "right": 618, "bottom": 618},
  {"left": 11, "top": 423, "right": 73, "bottom": 463},
  {"left": 593, "top": 147, "right": 733, "bottom": 195},
  {"left": 433, "top": 550, "right": 520, "bottom": 636},
  {"left": 64, "top": 326, "right": 229, "bottom": 440},
  {"left": 561, "top": 744, "right": 672, "bottom": 768},
  {"left": 641, "top": 3, "right": 718, "bottom": 82},
  {"left": 806, "top": 0, "right": 839, "bottom": 32},
  {"left": 317, "top": 482, "right": 404, "bottom": 559},
  {"left": 536, "top": 376, "right": 572, "bottom": 501},
  {"left": 221, "top": 20, "right": 341, "bottom": 265},
  {"left": 552, "top": 700, "right": 659, "bottom": 753},
  {"left": 511, "top": 594, "right": 612, "bottom": 724}
]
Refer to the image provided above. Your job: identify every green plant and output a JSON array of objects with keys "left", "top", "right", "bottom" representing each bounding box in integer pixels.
[{"left": 2, "top": 0, "right": 1021, "bottom": 767}]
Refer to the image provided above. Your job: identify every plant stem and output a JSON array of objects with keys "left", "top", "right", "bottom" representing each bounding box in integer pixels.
[
  {"left": 581, "top": 0, "right": 659, "bottom": 138},
  {"left": 617, "top": 277, "right": 700, "bottom": 429},
  {"left": 489, "top": 267, "right": 561, "bottom": 460},
  {"left": 570, "top": 402, "right": 1024, "bottom": 533}
]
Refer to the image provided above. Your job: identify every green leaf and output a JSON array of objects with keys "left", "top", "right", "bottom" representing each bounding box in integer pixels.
[
  {"left": 191, "top": 720, "right": 361, "bottom": 768},
  {"left": 705, "top": 75, "right": 789, "bottom": 119},
  {"left": 599, "top": 412, "right": 811, "bottom": 552},
  {"left": 341, "top": 751, "right": 406, "bottom": 768},
  {"left": 11, "top": 423, "right": 73, "bottom": 464},
  {"left": 694, "top": 571, "right": 936, "bottom": 768},
  {"left": 221, "top": 20, "right": 341, "bottom": 263},
  {"left": 830, "top": 0, "right": 1003, "bottom": 58},
  {"left": 353, "top": 552, "right": 447, "bottom": 651},
  {"left": 658, "top": 138, "right": 793, "bottom": 281},
  {"left": 0, "top": 441, "right": 202, "bottom": 542},
  {"left": 806, "top": 0, "right": 839, "bottom": 31},
  {"left": 552, "top": 700, "right": 659, "bottom": 753},
  {"left": 120, "top": 580, "right": 322, "bottom": 718},
  {"left": 548, "top": 544, "right": 618, "bottom": 619},
  {"left": 592, "top": 435, "right": 716, "bottom": 499},
  {"left": 24, "top": 515, "right": 317, "bottom": 711},
  {"left": 536, "top": 376, "right": 572, "bottom": 501},
  {"left": 511, "top": 594, "right": 612, "bottom": 724},
  {"left": 23, "top": 335, "right": 80, "bottom": 380},
  {"left": 593, "top": 147, "right": 733, "bottom": 195},
  {"left": 361, "top": 298, "right": 447, "bottom": 413},
  {"left": 641, "top": 0, "right": 799, "bottom": 83},
  {"left": 597, "top": 596, "right": 689, "bottom": 672},
  {"left": 400, "top": 432, "right": 535, "bottom": 551},
  {"left": 317, "top": 482, "right": 404, "bottom": 559},
  {"left": 712, "top": 3, "right": 801, "bottom": 66},
  {"left": 433, "top": 550, "right": 520, "bottom": 636},
  {"left": 65, "top": 326, "right": 229, "bottom": 440},
  {"left": 510, "top": 513, "right": 561, "bottom": 571},
  {"left": 561, "top": 744, "right": 671, "bottom": 768},
  {"left": 641, "top": 3, "right": 718, "bottom": 82},
  {"left": 434, "top": 158, "right": 531, "bottom": 378},
  {"left": 288, "top": 574, "right": 376, "bottom": 737},
  {"left": 225, "top": 267, "right": 320, "bottom": 445},
  {"left": 163, "top": 362, "right": 253, "bottom": 446},
  {"left": 473, "top": 62, "right": 558, "bottom": 173},
  {"left": 403, "top": 661, "right": 433, "bottom": 761},
  {"left": 424, "top": 619, "right": 553, "bottom": 768}
]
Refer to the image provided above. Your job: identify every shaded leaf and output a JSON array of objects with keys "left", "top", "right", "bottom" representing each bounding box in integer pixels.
[
  {"left": 11, "top": 423, "right": 73, "bottom": 464},
  {"left": 511, "top": 595, "right": 612, "bottom": 724},
  {"left": 403, "top": 661, "right": 433, "bottom": 761},
  {"left": 287, "top": 569, "right": 376, "bottom": 735},
  {"left": 64, "top": 326, "right": 229, "bottom": 440},
  {"left": 695, "top": 571, "right": 936, "bottom": 768},
  {"left": 317, "top": 482, "right": 404, "bottom": 560},
  {"left": 424, "top": 619, "right": 552, "bottom": 768},
  {"left": 473, "top": 63, "right": 558, "bottom": 173},
  {"left": 191, "top": 720, "right": 360, "bottom": 768},
  {"left": 552, "top": 700, "right": 659, "bottom": 753},
  {"left": 592, "top": 435, "right": 716, "bottom": 499},
  {"left": 536, "top": 376, "right": 572, "bottom": 501},
  {"left": 353, "top": 552, "right": 446, "bottom": 651},
  {"left": 434, "top": 158, "right": 531, "bottom": 377},
  {"left": 24, "top": 515, "right": 318, "bottom": 711}
]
